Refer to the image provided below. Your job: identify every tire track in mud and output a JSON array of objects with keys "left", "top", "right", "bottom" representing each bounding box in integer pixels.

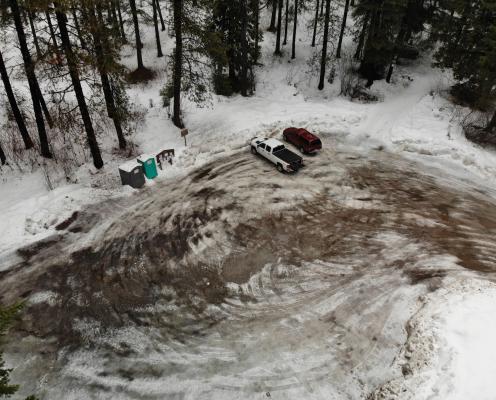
[{"left": 2, "top": 142, "right": 496, "bottom": 399}]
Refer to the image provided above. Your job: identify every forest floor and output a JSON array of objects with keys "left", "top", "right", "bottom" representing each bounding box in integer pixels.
[{"left": 1, "top": 6, "right": 496, "bottom": 400}]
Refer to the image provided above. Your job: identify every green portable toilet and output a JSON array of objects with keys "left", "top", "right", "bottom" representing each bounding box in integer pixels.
[{"left": 137, "top": 154, "right": 158, "bottom": 179}]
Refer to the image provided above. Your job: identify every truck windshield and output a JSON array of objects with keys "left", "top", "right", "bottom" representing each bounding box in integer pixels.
[{"left": 273, "top": 145, "right": 285, "bottom": 152}]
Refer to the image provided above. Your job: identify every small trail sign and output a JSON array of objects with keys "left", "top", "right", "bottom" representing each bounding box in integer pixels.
[{"left": 181, "top": 128, "right": 189, "bottom": 146}]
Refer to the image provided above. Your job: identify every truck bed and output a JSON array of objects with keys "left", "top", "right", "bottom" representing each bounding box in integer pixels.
[{"left": 274, "top": 148, "right": 303, "bottom": 170}]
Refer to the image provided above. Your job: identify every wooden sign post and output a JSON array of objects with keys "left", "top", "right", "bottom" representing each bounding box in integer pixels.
[{"left": 181, "top": 128, "right": 189, "bottom": 146}]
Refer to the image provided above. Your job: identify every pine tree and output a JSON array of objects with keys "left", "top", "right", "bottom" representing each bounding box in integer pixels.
[
  {"left": 0, "top": 142, "right": 5, "bottom": 165},
  {"left": 0, "top": 303, "right": 38, "bottom": 399},
  {"left": 85, "top": 0, "right": 128, "bottom": 149},
  {"left": 10, "top": 0, "right": 52, "bottom": 158},
  {"left": 152, "top": 0, "right": 163, "bottom": 57},
  {"left": 488, "top": 108, "right": 496, "bottom": 132},
  {"left": 353, "top": 0, "right": 411, "bottom": 85},
  {"left": 172, "top": 0, "right": 183, "bottom": 127},
  {"left": 268, "top": 0, "right": 277, "bottom": 31},
  {"left": 283, "top": 0, "right": 288, "bottom": 45},
  {"left": 385, "top": 0, "right": 427, "bottom": 82},
  {"left": 45, "top": 8, "right": 59, "bottom": 52},
  {"left": 212, "top": 0, "right": 260, "bottom": 95},
  {"left": 26, "top": 6, "right": 41, "bottom": 59},
  {"left": 291, "top": 0, "right": 297, "bottom": 59},
  {"left": 239, "top": 0, "right": 249, "bottom": 95},
  {"left": 70, "top": 5, "right": 87, "bottom": 50},
  {"left": 274, "top": 0, "right": 283, "bottom": 54},
  {"left": 0, "top": 49, "right": 33, "bottom": 149},
  {"left": 54, "top": 1, "right": 104, "bottom": 169},
  {"left": 433, "top": 0, "right": 496, "bottom": 111},
  {"left": 318, "top": 0, "right": 331, "bottom": 90},
  {"left": 156, "top": 0, "right": 166, "bottom": 31},
  {"left": 254, "top": 0, "right": 261, "bottom": 63},
  {"left": 129, "top": 0, "right": 144, "bottom": 70},
  {"left": 116, "top": 0, "right": 127, "bottom": 42},
  {"left": 353, "top": 9, "right": 369, "bottom": 60},
  {"left": 336, "top": 0, "right": 350, "bottom": 58},
  {"left": 311, "top": 0, "right": 319, "bottom": 47}
]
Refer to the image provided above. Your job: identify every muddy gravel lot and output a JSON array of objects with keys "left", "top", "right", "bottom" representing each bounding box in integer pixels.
[{"left": 1, "top": 137, "right": 496, "bottom": 399}]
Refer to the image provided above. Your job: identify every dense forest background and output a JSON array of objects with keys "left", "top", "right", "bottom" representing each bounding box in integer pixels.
[{"left": 0, "top": 0, "right": 494, "bottom": 173}]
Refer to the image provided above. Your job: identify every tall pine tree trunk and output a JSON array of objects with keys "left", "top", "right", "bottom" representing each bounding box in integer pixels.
[
  {"left": 0, "top": 141, "right": 5, "bottom": 165},
  {"left": 116, "top": 0, "right": 127, "bottom": 42},
  {"left": 129, "top": 0, "right": 144, "bottom": 70},
  {"left": 283, "top": 0, "right": 288, "bottom": 45},
  {"left": 320, "top": 0, "right": 324, "bottom": 17},
  {"left": 27, "top": 8, "right": 42, "bottom": 59},
  {"left": 318, "top": 0, "right": 331, "bottom": 90},
  {"left": 10, "top": 0, "right": 51, "bottom": 158},
  {"left": 172, "top": 0, "right": 183, "bottom": 128},
  {"left": 94, "top": 5, "right": 126, "bottom": 149},
  {"left": 291, "top": 0, "right": 297, "bottom": 59},
  {"left": 360, "top": 7, "right": 382, "bottom": 87},
  {"left": 101, "top": 76, "right": 126, "bottom": 150},
  {"left": 35, "top": 79, "right": 53, "bottom": 128},
  {"left": 156, "top": 0, "right": 165, "bottom": 31},
  {"left": 240, "top": 0, "right": 249, "bottom": 96},
  {"left": 354, "top": 11, "right": 369, "bottom": 60},
  {"left": 269, "top": 0, "right": 277, "bottom": 32},
  {"left": 0, "top": 49, "right": 33, "bottom": 149},
  {"left": 55, "top": 3, "right": 103, "bottom": 169},
  {"left": 311, "top": 0, "right": 319, "bottom": 47},
  {"left": 336, "top": 0, "right": 349, "bottom": 58},
  {"left": 274, "top": 0, "right": 283, "bottom": 55},
  {"left": 152, "top": 0, "right": 163, "bottom": 57},
  {"left": 487, "top": 109, "right": 496, "bottom": 132},
  {"left": 45, "top": 9, "right": 58, "bottom": 50},
  {"left": 108, "top": 0, "right": 121, "bottom": 36},
  {"left": 71, "top": 6, "right": 87, "bottom": 50},
  {"left": 254, "top": 0, "right": 260, "bottom": 63}
]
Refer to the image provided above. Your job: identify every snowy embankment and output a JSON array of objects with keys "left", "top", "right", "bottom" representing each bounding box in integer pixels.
[{"left": 372, "top": 278, "right": 496, "bottom": 400}]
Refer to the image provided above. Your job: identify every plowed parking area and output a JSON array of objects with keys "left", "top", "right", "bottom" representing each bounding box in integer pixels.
[{"left": 2, "top": 139, "right": 496, "bottom": 399}]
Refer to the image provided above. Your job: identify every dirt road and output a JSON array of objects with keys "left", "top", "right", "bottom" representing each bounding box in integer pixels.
[{"left": 2, "top": 136, "right": 496, "bottom": 399}]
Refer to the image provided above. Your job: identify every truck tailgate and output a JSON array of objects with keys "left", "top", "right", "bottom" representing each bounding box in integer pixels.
[{"left": 274, "top": 149, "right": 303, "bottom": 170}]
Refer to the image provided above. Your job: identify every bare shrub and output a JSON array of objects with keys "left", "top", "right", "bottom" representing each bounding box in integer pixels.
[
  {"left": 339, "top": 53, "right": 359, "bottom": 96},
  {"left": 339, "top": 53, "right": 378, "bottom": 103},
  {"left": 458, "top": 108, "right": 496, "bottom": 147}
]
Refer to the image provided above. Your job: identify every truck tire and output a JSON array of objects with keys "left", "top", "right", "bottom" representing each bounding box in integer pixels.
[
  {"left": 277, "top": 164, "right": 284, "bottom": 173},
  {"left": 283, "top": 134, "right": 288, "bottom": 141},
  {"left": 300, "top": 146, "right": 305, "bottom": 154},
  {"left": 251, "top": 146, "right": 257, "bottom": 155}
]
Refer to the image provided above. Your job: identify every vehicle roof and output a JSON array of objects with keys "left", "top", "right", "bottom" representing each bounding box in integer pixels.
[
  {"left": 297, "top": 129, "right": 319, "bottom": 141},
  {"left": 260, "top": 138, "right": 283, "bottom": 147}
]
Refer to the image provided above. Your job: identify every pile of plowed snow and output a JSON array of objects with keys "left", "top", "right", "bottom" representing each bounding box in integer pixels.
[{"left": 370, "top": 277, "right": 496, "bottom": 400}]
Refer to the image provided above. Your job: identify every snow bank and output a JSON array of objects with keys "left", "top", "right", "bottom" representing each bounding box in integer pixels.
[
  {"left": 371, "top": 278, "right": 496, "bottom": 400},
  {"left": 439, "top": 283, "right": 496, "bottom": 400}
]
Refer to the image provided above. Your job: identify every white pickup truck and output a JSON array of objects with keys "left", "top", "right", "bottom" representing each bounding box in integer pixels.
[{"left": 250, "top": 137, "right": 304, "bottom": 172}]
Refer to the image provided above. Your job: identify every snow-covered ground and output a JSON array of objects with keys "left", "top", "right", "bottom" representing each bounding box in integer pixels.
[
  {"left": 1, "top": 4, "right": 496, "bottom": 400},
  {"left": 371, "top": 278, "right": 496, "bottom": 400}
]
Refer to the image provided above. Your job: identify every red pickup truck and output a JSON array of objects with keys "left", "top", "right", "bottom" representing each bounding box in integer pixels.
[{"left": 283, "top": 128, "right": 322, "bottom": 154}]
